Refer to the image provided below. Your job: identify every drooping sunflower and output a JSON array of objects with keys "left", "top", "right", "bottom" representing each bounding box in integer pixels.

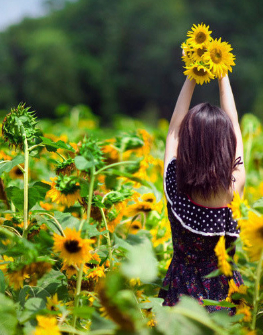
[
  {"left": 240, "top": 211, "right": 263, "bottom": 261},
  {"left": 214, "top": 236, "right": 232, "bottom": 276},
  {"left": 53, "top": 228, "right": 94, "bottom": 266},
  {"left": 203, "top": 38, "right": 235, "bottom": 77},
  {"left": 45, "top": 175, "right": 81, "bottom": 207},
  {"left": 187, "top": 23, "right": 212, "bottom": 48},
  {"left": 184, "top": 63, "right": 214, "bottom": 85}
]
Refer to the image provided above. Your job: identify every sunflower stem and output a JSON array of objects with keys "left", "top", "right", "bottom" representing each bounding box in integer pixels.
[
  {"left": 37, "top": 213, "right": 65, "bottom": 236},
  {"left": 99, "top": 207, "right": 113, "bottom": 271},
  {"left": 72, "top": 166, "right": 96, "bottom": 331},
  {"left": 56, "top": 151, "right": 67, "bottom": 161},
  {"left": 95, "top": 160, "right": 135, "bottom": 175},
  {"left": 22, "top": 136, "right": 29, "bottom": 238},
  {"left": 251, "top": 248, "right": 263, "bottom": 330}
]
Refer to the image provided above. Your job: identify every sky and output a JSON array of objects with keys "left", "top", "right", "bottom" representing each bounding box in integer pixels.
[{"left": 0, "top": 0, "right": 46, "bottom": 31}]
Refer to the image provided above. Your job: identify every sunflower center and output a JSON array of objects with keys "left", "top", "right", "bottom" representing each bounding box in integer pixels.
[
  {"left": 193, "top": 67, "right": 207, "bottom": 77},
  {"left": 195, "top": 32, "right": 206, "bottom": 44},
  {"left": 132, "top": 224, "right": 141, "bottom": 230},
  {"left": 197, "top": 48, "right": 205, "bottom": 57},
  {"left": 15, "top": 168, "right": 23, "bottom": 176},
  {"left": 64, "top": 240, "right": 81, "bottom": 253},
  {"left": 210, "top": 48, "right": 222, "bottom": 64},
  {"left": 257, "top": 226, "right": 263, "bottom": 239}
]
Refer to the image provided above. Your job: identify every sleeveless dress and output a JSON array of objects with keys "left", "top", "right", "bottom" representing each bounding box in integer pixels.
[{"left": 158, "top": 157, "right": 243, "bottom": 312}]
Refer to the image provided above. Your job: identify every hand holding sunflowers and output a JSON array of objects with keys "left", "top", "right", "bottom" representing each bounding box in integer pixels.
[{"left": 182, "top": 23, "right": 236, "bottom": 85}]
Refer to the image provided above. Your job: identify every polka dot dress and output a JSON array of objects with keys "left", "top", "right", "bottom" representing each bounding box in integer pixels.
[{"left": 158, "top": 157, "right": 243, "bottom": 312}]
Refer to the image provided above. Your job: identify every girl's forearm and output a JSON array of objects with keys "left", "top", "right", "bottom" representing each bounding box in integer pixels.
[
  {"left": 168, "top": 78, "right": 196, "bottom": 134},
  {"left": 218, "top": 75, "right": 238, "bottom": 125}
]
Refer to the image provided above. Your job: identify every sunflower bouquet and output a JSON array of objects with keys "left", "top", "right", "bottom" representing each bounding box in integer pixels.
[{"left": 182, "top": 23, "right": 236, "bottom": 85}]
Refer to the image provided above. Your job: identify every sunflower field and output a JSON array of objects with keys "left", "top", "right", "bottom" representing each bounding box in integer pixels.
[{"left": 0, "top": 103, "right": 263, "bottom": 335}]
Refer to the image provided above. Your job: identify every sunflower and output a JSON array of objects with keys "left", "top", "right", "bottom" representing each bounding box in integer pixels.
[
  {"left": 226, "top": 279, "right": 247, "bottom": 305},
  {"left": 181, "top": 41, "right": 194, "bottom": 66},
  {"left": 46, "top": 293, "right": 63, "bottom": 313},
  {"left": 86, "top": 265, "right": 106, "bottom": 282},
  {"left": 214, "top": 236, "right": 233, "bottom": 276},
  {"left": 184, "top": 63, "right": 214, "bottom": 85},
  {"left": 236, "top": 304, "right": 252, "bottom": 322},
  {"left": 6, "top": 268, "right": 29, "bottom": 290},
  {"left": 128, "top": 220, "right": 143, "bottom": 234},
  {"left": 191, "top": 45, "right": 207, "bottom": 62},
  {"left": 187, "top": 23, "right": 212, "bottom": 48},
  {"left": 228, "top": 191, "right": 249, "bottom": 223},
  {"left": 0, "top": 255, "right": 14, "bottom": 273},
  {"left": 53, "top": 228, "right": 94, "bottom": 266},
  {"left": 240, "top": 211, "right": 263, "bottom": 261},
  {"left": 61, "top": 262, "right": 79, "bottom": 278},
  {"left": 45, "top": 175, "right": 81, "bottom": 207},
  {"left": 203, "top": 38, "right": 235, "bottom": 77},
  {"left": 34, "top": 315, "right": 61, "bottom": 335},
  {"left": 9, "top": 165, "right": 24, "bottom": 179}
]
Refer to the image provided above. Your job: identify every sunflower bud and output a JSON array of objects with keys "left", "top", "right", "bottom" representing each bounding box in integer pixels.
[{"left": 2, "top": 103, "right": 40, "bottom": 149}]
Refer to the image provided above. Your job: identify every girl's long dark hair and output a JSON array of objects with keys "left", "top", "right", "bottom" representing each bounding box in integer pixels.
[{"left": 176, "top": 102, "right": 238, "bottom": 199}]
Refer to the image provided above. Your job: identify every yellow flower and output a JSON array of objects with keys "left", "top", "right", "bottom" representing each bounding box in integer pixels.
[
  {"left": 150, "top": 218, "right": 171, "bottom": 247},
  {"left": 226, "top": 279, "right": 247, "bottom": 303},
  {"left": 128, "top": 220, "right": 143, "bottom": 234},
  {"left": 9, "top": 165, "right": 24, "bottom": 179},
  {"left": 45, "top": 176, "right": 81, "bottom": 207},
  {"left": 240, "top": 211, "right": 263, "bottom": 261},
  {"left": 6, "top": 269, "right": 29, "bottom": 290},
  {"left": 46, "top": 293, "right": 63, "bottom": 313},
  {"left": 86, "top": 265, "right": 105, "bottom": 282},
  {"left": 53, "top": 228, "right": 93, "bottom": 266},
  {"left": 147, "top": 319, "right": 157, "bottom": 327},
  {"left": 187, "top": 23, "right": 212, "bottom": 47},
  {"left": 203, "top": 38, "right": 235, "bottom": 77},
  {"left": 129, "top": 277, "right": 141, "bottom": 286},
  {"left": 228, "top": 191, "right": 249, "bottom": 221},
  {"left": 34, "top": 315, "right": 61, "bottom": 335},
  {"left": 184, "top": 63, "right": 214, "bottom": 85},
  {"left": 214, "top": 236, "right": 232, "bottom": 276},
  {"left": 191, "top": 45, "right": 207, "bottom": 62},
  {"left": 236, "top": 304, "right": 252, "bottom": 322},
  {"left": 181, "top": 40, "right": 194, "bottom": 66},
  {"left": 0, "top": 255, "right": 14, "bottom": 273}
]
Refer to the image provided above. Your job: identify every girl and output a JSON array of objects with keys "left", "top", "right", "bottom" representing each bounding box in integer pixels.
[{"left": 158, "top": 75, "right": 245, "bottom": 312}]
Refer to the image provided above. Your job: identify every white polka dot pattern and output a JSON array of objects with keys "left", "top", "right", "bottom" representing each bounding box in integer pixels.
[{"left": 164, "top": 157, "right": 240, "bottom": 237}]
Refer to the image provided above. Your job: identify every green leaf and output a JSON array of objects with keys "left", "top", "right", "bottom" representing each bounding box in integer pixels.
[
  {"left": 72, "top": 306, "right": 94, "bottom": 318},
  {"left": 0, "top": 270, "right": 6, "bottom": 294},
  {"left": 104, "top": 168, "right": 153, "bottom": 188},
  {"left": 203, "top": 269, "right": 221, "bottom": 278},
  {"left": 75, "top": 156, "right": 94, "bottom": 170},
  {"left": 40, "top": 136, "right": 74, "bottom": 152},
  {"left": 210, "top": 310, "right": 244, "bottom": 327},
  {"left": 53, "top": 211, "right": 80, "bottom": 230},
  {"left": 121, "top": 238, "right": 158, "bottom": 283},
  {"left": 6, "top": 182, "right": 51, "bottom": 211},
  {"left": 79, "top": 179, "right": 90, "bottom": 197},
  {"left": 0, "top": 155, "right": 24, "bottom": 175},
  {"left": 253, "top": 197, "right": 263, "bottom": 209},
  {"left": 86, "top": 224, "right": 108, "bottom": 238},
  {"left": 0, "top": 293, "right": 18, "bottom": 335},
  {"left": 202, "top": 299, "right": 236, "bottom": 308}
]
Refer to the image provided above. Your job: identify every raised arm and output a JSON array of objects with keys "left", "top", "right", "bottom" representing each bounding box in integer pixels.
[
  {"left": 164, "top": 78, "right": 196, "bottom": 170},
  {"left": 218, "top": 75, "right": 246, "bottom": 195}
]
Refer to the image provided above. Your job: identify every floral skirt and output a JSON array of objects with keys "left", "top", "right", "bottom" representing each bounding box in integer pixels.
[{"left": 158, "top": 258, "right": 243, "bottom": 313}]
